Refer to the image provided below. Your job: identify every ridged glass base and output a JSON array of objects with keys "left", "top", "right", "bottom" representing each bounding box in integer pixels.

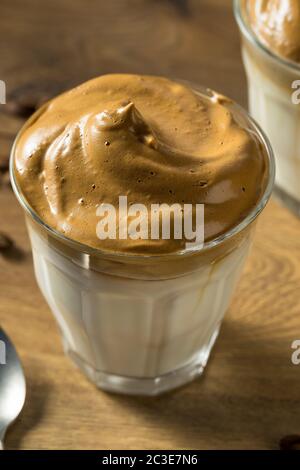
[
  {"left": 62, "top": 327, "right": 220, "bottom": 396},
  {"left": 274, "top": 186, "right": 300, "bottom": 218}
]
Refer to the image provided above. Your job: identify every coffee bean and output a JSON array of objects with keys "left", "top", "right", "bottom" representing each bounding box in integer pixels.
[
  {"left": 5, "top": 81, "right": 68, "bottom": 120},
  {"left": 0, "top": 233, "right": 25, "bottom": 262},
  {"left": 6, "top": 96, "right": 38, "bottom": 119},
  {"left": 0, "top": 233, "right": 13, "bottom": 252},
  {"left": 6, "top": 92, "right": 55, "bottom": 119},
  {"left": 1, "top": 171, "right": 11, "bottom": 189},
  {"left": 0, "top": 155, "right": 9, "bottom": 173},
  {"left": 167, "top": 0, "right": 190, "bottom": 17},
  {"left": 280, "top": 435, "right": 300, "bottom": 450}
]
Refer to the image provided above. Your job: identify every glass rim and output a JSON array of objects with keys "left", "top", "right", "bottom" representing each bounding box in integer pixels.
[
  {"left": 10, "top": 82, "right": 275, "bottom": 262},
  {"left": 234, "top": 0, "right": 300, "bottom": 73}
]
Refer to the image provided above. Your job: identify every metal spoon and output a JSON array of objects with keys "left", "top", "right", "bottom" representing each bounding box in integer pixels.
[{"left": 0, "top": 328, "right": 26, "bottom": 449}]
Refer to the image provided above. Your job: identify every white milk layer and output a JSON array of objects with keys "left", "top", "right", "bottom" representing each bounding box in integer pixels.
[
  {"left": 243, "top": 49, "right": 300, "bottom": 202},
  {"left": 28, "top": 224, "right": 251, "bottom": 380}
]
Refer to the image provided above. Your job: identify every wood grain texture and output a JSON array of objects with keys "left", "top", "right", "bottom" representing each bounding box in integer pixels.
[{"left": 0, "top": 0, "right": 300, "bottom": 450}]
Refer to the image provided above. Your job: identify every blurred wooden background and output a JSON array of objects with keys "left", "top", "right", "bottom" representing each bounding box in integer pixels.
[{"left": 0, "top": 0, "right": 300, "bottom": 450}]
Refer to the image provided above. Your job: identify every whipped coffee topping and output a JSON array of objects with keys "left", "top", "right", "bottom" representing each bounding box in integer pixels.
[
  {"left": 248, "top": 0, "right": 300, "bottom": 63},
  {"left": 14, "top": 74, "right": 268, "bottom": 254}
]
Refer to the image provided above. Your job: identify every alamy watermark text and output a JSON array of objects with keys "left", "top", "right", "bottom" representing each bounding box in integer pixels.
[
  {"left": 0, "top": 80, "right": 6, "bottom": 104},
  {"left": 96, "top": 196, "right": 205, "bottom": 249},
  {"left": 0, "top": 340, "right": 6, "bottom": 365},
  {"left": 291, "top": 80, "right": 300, "bottom": 105},
  {"left": 291, "top": 340, "right": 300, "bottom": 365}
]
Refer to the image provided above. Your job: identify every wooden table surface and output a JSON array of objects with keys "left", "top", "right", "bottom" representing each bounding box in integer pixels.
[{"left": 1, "top": 0, "right": 300, "bottom": 450}]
